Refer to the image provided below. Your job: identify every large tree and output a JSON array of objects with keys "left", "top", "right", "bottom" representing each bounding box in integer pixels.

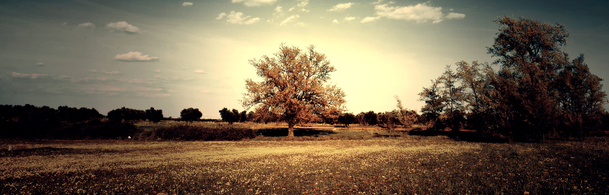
[
  {"left": 487, "top": 16, "right": 571, "bottom": 142},
  {"left": 242, "top": 44, "right": 346, "bottom": 137}
]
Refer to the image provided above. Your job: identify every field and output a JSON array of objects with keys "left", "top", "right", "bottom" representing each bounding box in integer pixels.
[{"left": 1, "top": 122, "right": 609, "bottom": 194}]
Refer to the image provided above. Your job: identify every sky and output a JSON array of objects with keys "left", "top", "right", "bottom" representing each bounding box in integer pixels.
[{"left": 1, "top": 0, "right": 608, "bottom": 119}]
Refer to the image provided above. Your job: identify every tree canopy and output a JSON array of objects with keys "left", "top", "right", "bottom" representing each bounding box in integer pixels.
[{"left": 242, "top": 44, "right": 346, "bottom": 137}]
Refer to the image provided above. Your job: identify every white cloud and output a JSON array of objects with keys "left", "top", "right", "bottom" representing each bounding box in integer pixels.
[
  {"left": 232, "top": 0, "right": 277, "bottom": 7},
  {"left": 220, "top": 11, "right": 260, "bottom": 25},
  {"left": 295, "top": 22, "right": 305, "bottom": 27},
  {"left": 333, "top": 19, "right": 339, "bottom": 24},
  {"left": 78, "top": 22, "right": 95, "bottom": 28},
  {"left": 90, "top": 70, "right": 120, "bottom": 74},
  {"left": 35, "top": 62, "right": 44, "bottom": 66},
  {"left": 446, "top": 12, "right": 466, "bottom": 19},
  {"left": 360, "top": 16, "right": 380, "bottom": 23},
  {"left": 296, "top": 0, "right": 308, "bottom": 7},
  {"left": 288, "top": 0, "right": 309, "bottom": 12},
  {"left": 345, "top": 17, "right": 356, "bottom": 21},
  {"left": 275, "top": 6, "right": 282, "bottom": 12},
  {"left": 12, "top": 72, "right": 46, "bottom": 79},
  {"left": 106, "top": 21, "right": 139, "bottom": 34},
  {"left": 114, "top": 51, "right": 159, "bottom": 62},
  {"left": 200, "top": 89, "right": 212, "bottom": 94},
  {"left": 155, "top": 70, "right": 161, "bottom": 73},
  {"left": 194, "top": 70, "right": 205, "bottom": 74},
  {"left": 370, "top": 2, "right": 466, "bottom": 23},
  {"left": 217, "top": 12, "right": 227, "bottom": 19},
  {"left": 182, "top": 2, "right": 193, "bottom": 6},
  {"left": 327, "top": 2, "right": 354, "bottom": 11},
  {"left": 280, "top": 14, "right": 299, "bottom": 26}
]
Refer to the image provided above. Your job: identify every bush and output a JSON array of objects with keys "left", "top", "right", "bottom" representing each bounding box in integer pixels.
[{"left": 154, "top": 125, "right": 256, "bottom": 141}]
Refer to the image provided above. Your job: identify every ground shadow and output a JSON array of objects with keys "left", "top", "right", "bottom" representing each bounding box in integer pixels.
[
  {"left": 255, "top": 128, "right": 337, "bottom": 137},
  {"left": 408, "top": 128, "right": 509, "bottom": 143}
]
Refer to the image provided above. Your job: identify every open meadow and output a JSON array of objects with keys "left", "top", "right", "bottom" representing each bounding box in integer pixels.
[{"left": 1, "top": 122, "right": 609, "bottom": 194}]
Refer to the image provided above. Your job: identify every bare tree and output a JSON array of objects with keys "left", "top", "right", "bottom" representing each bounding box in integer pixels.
[{"left": 242, "top": 44, "right": 346, "bottom": 137}]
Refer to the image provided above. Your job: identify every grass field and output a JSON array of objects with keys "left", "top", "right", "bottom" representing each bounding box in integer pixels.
[{"left": 1, "top": 122, "right": 608, "bottom": 194}]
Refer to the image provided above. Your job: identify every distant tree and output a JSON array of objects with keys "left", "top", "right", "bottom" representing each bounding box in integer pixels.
[
  {"left": 363, "top": 111, "right": 378, "bottom": 126},
  {"left": 242, "top": 44, "right": 346, "bottom": 137},
  {"left": 108, "top": 107, "right": 146, "bottom": 122},
  {"left": 180, "top": 108, "right": 202, "bottom": 121},
  {"left": 240, "top": 111, "right": 247, "bottom": 122},
  {"left": 356, "top": 112, "right": 367, "bottom": 126},
  {"left": 338, "top": 112, "right": 356, "bottom": 128},
  {"left": 57, "top": 106, "right": 102, "bottom": 122},
  {"left": 377, "top": 111, "right": 400, "bottom": 130},
  {"left": 219, "top": 108, "right": 239, "bottom": 124},
  {"left": 145, "top": 107, "right": 163, "bottom": 122}
]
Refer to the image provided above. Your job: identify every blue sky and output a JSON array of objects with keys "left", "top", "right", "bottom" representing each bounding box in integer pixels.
[{"left": 1, "top": 0, "right": 608, "bottom": 118}]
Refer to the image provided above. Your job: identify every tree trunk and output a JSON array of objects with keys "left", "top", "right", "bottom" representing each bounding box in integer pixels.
[{"left": 288, "top": 123, "right": 295, "bottom": 137}]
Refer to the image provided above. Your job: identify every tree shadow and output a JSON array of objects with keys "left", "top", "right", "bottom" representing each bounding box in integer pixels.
[
  {"left": 408, "top": 128, "right": 509, "bottom": 143},
  {"left": 255, "top": 128, "right": 337, "bottom": 137}
]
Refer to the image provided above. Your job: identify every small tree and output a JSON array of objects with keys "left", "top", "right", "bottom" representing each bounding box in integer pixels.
[
  {"left": 363, "top": 111, "right": 378, "bottom": 126},
  {"left": 338, "top": 112, "right": 356, "bottom": 128},
  {"left": 242, "top": 44, "right": 346, "bottom": 137},
  {"left": 181, "top": 108, "right": 202, "bottom": 121}
]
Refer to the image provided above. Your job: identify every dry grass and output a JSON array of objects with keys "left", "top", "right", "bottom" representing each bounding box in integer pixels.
[{"left": 1, "top": 134, "right": 608, "bottom": 194}]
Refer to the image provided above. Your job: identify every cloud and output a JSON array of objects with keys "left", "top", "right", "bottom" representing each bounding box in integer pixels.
[
  {"left": 295, "top": 22, "right": 305, "bottom": 27},
  {"left": 333, "top": 19, "right": 339, "bottom": 24},
  {"left": 81, "top": 86, "right": 126, "bottom": 95},
  {"left": 327, "top": 2, "right": 354, "bottom": 11},
  {"left": 78, "top": 22, "right": 95, "bottom": 28},
  {"left": 361, "top": 16, "right": 380, "bottom": 23},
  {"left": 280, "top": 14, "right": 300, "bottom": 26},
  {"left": 12, "top": 72, "right": 46, "bottom": 79},
  {"left": 106, "top": 21, "right": 139, "bottom": 34},
  {"left": 200, "top": 89, "right": 212, "bottom": 94},
  {"left": 114, "top": 51, "right": 159, "bottom": 62},
  {"left": 155, "top": 70, "right": 161, "bottom": 73},
  {"left": 288, "top": 0, "right": 309, "bottom": 12},
  {"left": 275, "top": 6, "right": 282, "bottom": 12},
  {"left": 217, "top": 12, "right": 227, "bottom": 19},
  {"left": 345, "top": 17, "right": 356, "bottom": 21},
  {"left": 368, "top": 2, "right": 466, "bottom": 24},
  {"left": 90, "top": 69, "right": 121, "bottom": 74},
  {"left": 232, "top": 0, "right": 277, "bottom": 7},
  {"left": 182, "top": 2, "right": 193, "bottom": 6},
  {"left": 35, "top": 62, "right": 44, "bottom": 66},
  {"left": 194, "top": 70, "right": 205, "bottom": 74},
  {"left": 219, "top": 11, "right": 260, "bottom": 25},
  {"left": 446, "top": 12, "right": 466, "bottom": 19}
]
